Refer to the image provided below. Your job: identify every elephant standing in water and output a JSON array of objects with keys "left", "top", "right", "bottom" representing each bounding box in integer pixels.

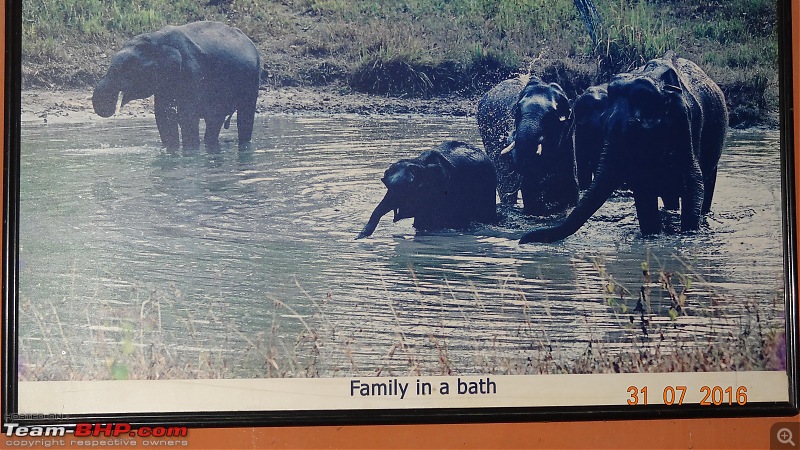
[
  {"left": 477, "top": 77, "right": 524, "bottom": 205},
  {"left": 356, "top": 141, "right": 497, "bottom": 239},
  {"left": 92, "top": 21, "right": 261, "bottom": 149},
  {"left": 520, "top": 52, "right": 728, "bottom": 243},
  {"left": 478, "top": 76, "right": 578, "bottom": 216}
]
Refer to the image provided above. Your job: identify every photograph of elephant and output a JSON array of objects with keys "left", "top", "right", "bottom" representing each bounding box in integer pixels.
[
  {"left": 91, "top": 21, "right": 261, "bottom": 150},
  {"left": 15, "top": 0, "right": 789, "bottom": 382},
  {"left": 517, "top": 53, "right": 728, "bottom": 243}
]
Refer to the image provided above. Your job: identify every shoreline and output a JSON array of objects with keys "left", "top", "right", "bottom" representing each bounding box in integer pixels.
[
  {"left": 20, "top": 86, "right": 778, "bottom": 131},
  {"left": 20, "top": 86, "right": 480, "bottom": 125}
]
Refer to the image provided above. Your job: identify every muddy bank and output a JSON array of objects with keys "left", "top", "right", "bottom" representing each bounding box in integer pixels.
[
  {"left": 20, "top": 85, "right": 777, "bottom": 130},
  {"left": 21, "top": 86, "right": 479, "bottom": 125}
]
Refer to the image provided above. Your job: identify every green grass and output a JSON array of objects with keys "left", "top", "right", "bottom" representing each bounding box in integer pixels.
[
  {"left": 19, "top": 0, "right": 781, "bottom": 126},
  {"left": 595, "top": 0, "right": 679, "bottom": 75}
]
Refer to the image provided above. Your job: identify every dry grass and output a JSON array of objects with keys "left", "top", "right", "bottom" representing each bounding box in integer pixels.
[{"left": 17, "top": 252, "right": 787, "bottom": 381}]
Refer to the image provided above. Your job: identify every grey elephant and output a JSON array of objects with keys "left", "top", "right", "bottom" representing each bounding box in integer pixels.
[
  {"left": 477, "top": 77, "right": 524, "bottom": 204},
  {"left": 520, "top": 52, "right": 728, "bottom": 243},
  {"left": 356, "top": 141, "right": 497, "bottom": 239},
  {"left": 478, "top": 76, "right": 578, "bottom": 216},
  {"left": 92, "top": 21, "right": 261, "bottom": 149},
  {"left": 573, "top": 84, "right": 608, "bottom": 190}
]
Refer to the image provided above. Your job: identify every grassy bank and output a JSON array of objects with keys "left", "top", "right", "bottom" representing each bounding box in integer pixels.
[{"left": 20, "top": 0, "right": 780, "bottom": 127}]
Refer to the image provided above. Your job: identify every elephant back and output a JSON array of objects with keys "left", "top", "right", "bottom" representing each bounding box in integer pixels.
[
  {"left": 173, "top": 21, "right": 260, "bottom": 77},
  {"left": 672, "top": 56, "right": 728, "bottom": 160},
  {"left": 655, "top": 54, "right": 728, "bottom": 173},
  {"left": 427, "top": 141, "right": 498, "bottom": 191}
]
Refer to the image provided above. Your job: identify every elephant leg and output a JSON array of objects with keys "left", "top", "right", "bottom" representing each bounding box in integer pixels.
[
  {"left": 578, "top": 166, "right": 593, "bottom": 191},
  {"left": 576, "top": 150, "right": 594, "bottom": 191},
  {"left": 681, "top": 161, "right": 705, "bottom": 231},
  {"left": 204, "top": 116, "right": 225, "bottom": 146},
  {"left": 154, "top": 96, "right": 180, "bottom": 150},
  {"left": 237, "top": 95, "right": 257, "bottom": 144},
  {"left": 701, "top": 166, "right": 718, "bottom": 214},
  {"left": 179, "top": 116, "right": 201, "bottom": 149},
  {"left": 633, "top": 190, "right": 661, "bottom": 236}
]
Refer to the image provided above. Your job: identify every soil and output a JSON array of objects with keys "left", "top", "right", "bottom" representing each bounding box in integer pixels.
[
  {"left": 20, "top": 84, "right": 777, "bottom": 130},
  {"left": 20, "top": 86, "right": 480, "bottom": 125}
]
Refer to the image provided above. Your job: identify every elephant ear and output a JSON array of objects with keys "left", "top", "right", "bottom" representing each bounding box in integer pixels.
[
  {"left": 663, "top": 83, "right": 682, "bottom": 100},
  {"left": 555, "top": 91, "right": 572, "bottom": 122},
  {"left": 423, "top": 161, "right": 449, "bottom": 187},
  {"left": 661, "top": 71, "right": 685, "bottom": 114},
  {"left": 548, "top": 83, "right": 572, "bottom": 122},
  {"left": 156, "top": 30, "right": 203, "bottom": 93},
  {"left": 657, "top": 65, "right": 682, "bottom": 95},
  {"left": 382, "top": 161, "right": 425, "bottom": 191},
  {"left": 153, "top": 44, "right": 183, "bottom": 87}
]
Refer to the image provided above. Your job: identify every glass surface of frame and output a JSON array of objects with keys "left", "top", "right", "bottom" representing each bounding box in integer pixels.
[{"left": 2, "top": 0, "right": 798, "bottom": 430}]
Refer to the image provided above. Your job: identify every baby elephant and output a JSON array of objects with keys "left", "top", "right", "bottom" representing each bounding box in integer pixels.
[{"left": 356, "top": 141, "right": 497, "bottom": 239}]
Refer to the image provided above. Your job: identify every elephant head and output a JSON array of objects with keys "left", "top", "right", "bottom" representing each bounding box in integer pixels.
[
  {"left": 92, "top": 36, "right": 184, "bottom": 118},
  {"left": 519, "top": 55, "right": 724, "bottom": 243},
  {"left": 500, "top": 77, "right": 577, "bottom": 215},
  {"left": 356, "top": 159, "right": 445, "bottom": 239}
]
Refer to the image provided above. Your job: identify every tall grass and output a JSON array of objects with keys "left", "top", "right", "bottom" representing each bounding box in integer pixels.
[
  {"left": 593, "top": 0, "right": 679, "bottom": 76},
  {"left": 18, "top": 252, "right": 786, "bottom": 381}
]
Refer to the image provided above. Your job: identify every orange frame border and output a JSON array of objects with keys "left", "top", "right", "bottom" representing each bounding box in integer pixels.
[{"left": 1, "top": 5, "right": 798, "bottom": 450}]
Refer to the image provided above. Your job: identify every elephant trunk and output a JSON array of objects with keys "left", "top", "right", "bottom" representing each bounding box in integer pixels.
[
  {"left": 519, "top": 154, "right": 619, "bottom": 244},
  {"left": 92, "top": 78, "right": 121, "bottom": 118},
  {"left": 356, "top": 193, "right": 396, "bottom": 239},
  {"left": 509, "top": 121, "right": 544, "bottom": 161}
]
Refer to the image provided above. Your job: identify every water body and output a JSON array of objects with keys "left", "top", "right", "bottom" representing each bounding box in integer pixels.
[{"left": 17, "top": 114, "right": 787, "bottom": 379}]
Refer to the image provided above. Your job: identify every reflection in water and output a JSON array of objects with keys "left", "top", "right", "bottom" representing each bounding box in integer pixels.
[{"left": 18, "top": 115, "right": 786, "bottom": 379}]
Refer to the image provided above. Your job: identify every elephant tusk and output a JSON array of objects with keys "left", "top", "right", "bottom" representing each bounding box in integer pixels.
[{"left": 500, "top": 141, "right": 515, "bottom": 155}]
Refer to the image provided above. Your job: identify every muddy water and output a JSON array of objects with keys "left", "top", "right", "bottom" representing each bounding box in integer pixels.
[{"left": 17, "top": 114, "right": 787, "bottom": 378}]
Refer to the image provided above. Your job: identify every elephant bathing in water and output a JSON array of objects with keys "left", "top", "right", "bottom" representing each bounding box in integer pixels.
[
  {"left": 477, "top": 76, "right": 579, "bottom": 216},
  {"left": 520, "top": 52, "right": 728, "bottom": 244},
  {"left": 477, "top": 78, "right": 524, "bottom": 205},
  {"left": 356, "top": 141, "right": 497, "bottom": 239},
  {"left": 92, "top": 21, "right": 261, "bottom": 149}
]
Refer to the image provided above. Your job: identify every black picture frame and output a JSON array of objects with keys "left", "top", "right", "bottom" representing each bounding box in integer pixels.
[{"left": 2, "top": 0, "right": 798, "bottom": 436}]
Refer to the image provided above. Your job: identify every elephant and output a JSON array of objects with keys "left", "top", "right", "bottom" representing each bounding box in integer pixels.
[
  {"left": 573, "top": 84, "right": 608, "bottom": 190},
  {"left": 478, "top": 77, "right": 578, "bottom": 216},
  {"left": 519, "top": 52, "right": 728, "bottom": 244},
  {"left": 92, "top": 21, "right": 261, "bottom": 149},
  {"left": 477, "top": 77, "right": 524, "bottom": 205},
  {"left": 356, "top": 141, "right": 497, "bottom": 239}
]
